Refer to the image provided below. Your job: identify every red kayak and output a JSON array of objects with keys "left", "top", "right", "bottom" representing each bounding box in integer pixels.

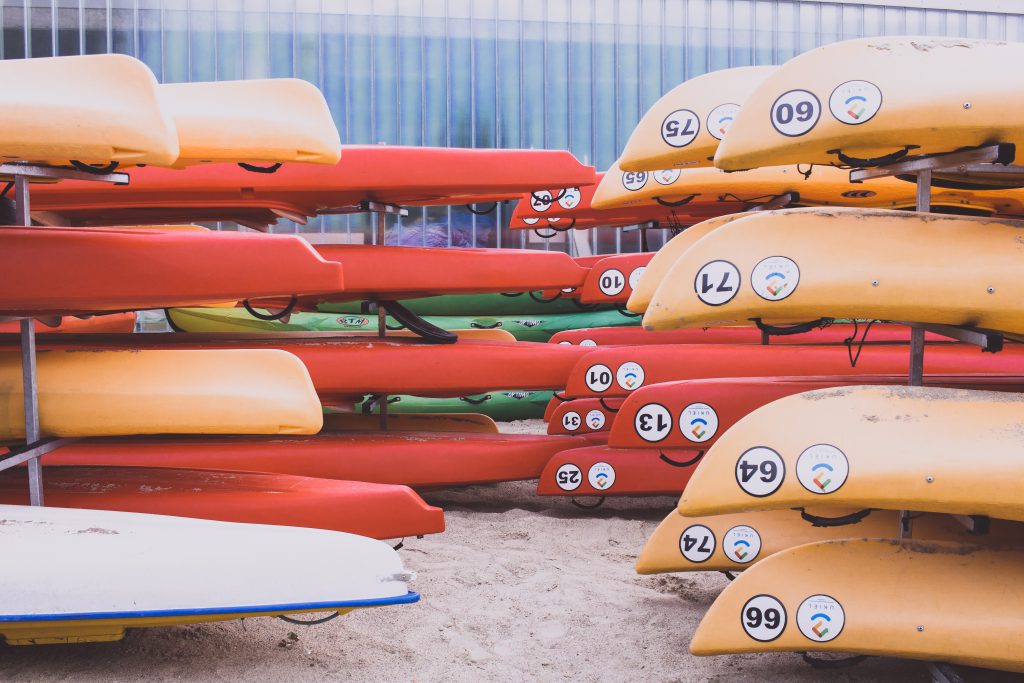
[
  {"left": 29, "top": 147, "right": 596, "bottom": 227},
  {"left": 609, "top": 374, "right": 1024, "bottom": 450},
  {"left": 548, "top": 323, "right": 934, "bottom": 346},
  {"left": 43, "top": 432, "right": 586, "bottom": 489},
  {"left": 0, "top": 226, "right": 345, "bottom": 317},
  {"left": 26, "top": 333, "right": 591, "bottom": 401},
  {"left": 572, "top": 253, "right": 654, "bottom": 305},
  {"left": 0, "top": 465, "right": 443, "bottom": 539},
  {"left": 536, "top": 445, "right": 701, "bottom": 497},
  {"left": 545, "top": 397, "right": 623, "bottom": 436},
  {"left": 562, "top": 342, "right": 1024, "bottom": 398},
  {"left": 0, "top": 312, "right": 135, "bottom": 334}
]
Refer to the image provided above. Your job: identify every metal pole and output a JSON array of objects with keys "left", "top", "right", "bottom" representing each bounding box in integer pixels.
[
  {"left": 15, "top": 175, "right": 43, "bottom": 506},
  {"left": 374, "top": 210, "right": 388, "bottom": 431}
]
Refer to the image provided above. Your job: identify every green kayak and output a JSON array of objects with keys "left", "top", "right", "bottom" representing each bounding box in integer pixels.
[
  {"left": 168, "top": 307, "right": 641, "bottom": 342},
  {"left": 317, "top": 291, "right": 612, "bottom": 317},
  {"left": 356, "top": 391, "right": 554, "bottom": 421}
]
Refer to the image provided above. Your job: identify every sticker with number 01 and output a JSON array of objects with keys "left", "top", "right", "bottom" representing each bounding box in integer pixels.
[
  {"left": 770, "top": 89, "right": 821, "bottom": 137},
  {"left": 634, "top": 403, "right": 672, "bottom": 443},
  {"left": 679, "top": 524, "right": 716, "bottom": 563},
  {"left": 694, "top": 260, "right": 740, "bottom": 306},
  {"left": 742, "top": 595, "right": 787, "bottom": 642},
  {"left": 661, "top": 109, "right": 700, "bottom": 148},
  {"left": 584, "top": 363, "right": 613, "bottom": 392},
  {"left": 735, "top": 447, "right": 785, "bottom": 497}
]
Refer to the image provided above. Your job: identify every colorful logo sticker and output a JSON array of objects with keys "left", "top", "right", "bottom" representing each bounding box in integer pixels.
[
  {"left": 616, "top": 361, "right": 645, "bottom": 390},
  {"left": 558, "top": 187, "right": 582, "bottom": 210},
  {"left": 797, "top": 595, "right": 845, "bottom": 643},
  {"left": 829, "top": 80, "right": 882, "bottom": 126},
  {"left": 770, "top": 89, "right": 821, "bottom": 137},
  {"left": 628, "top": 267, "right": 646, "bottom": 291},
  {"left": 742, "top": 595, "right": 787, "bottom": 642},
  {"left": 561, "top": 410, "right": 582, "bottom": 432},
  {"left": 530, "top": 190, "right": 553, "bottom": 212},
  {"left": 707, "top": 102, "right": 741, "bottom": 141},
  {"left": 796, "top": 444, "right": 849, "bottom": 495},
  {"left": 588, "top": 461, "right": 616, "bottom": 490},
  {"left": 679, "top": 524, "right": 715, "bottom": 563},
  {"left": 584, "top": 363, "right": 613, "bottom": 392},
  {"left": 680, "top": 402, "right": 719, "bottom": 444},
  {"left": 735, "top": 447, "right": 785, "bottom": 497},
  {"left": 622, "top": 171, "right": 648, "bottom": 192},
  {"left": 653, "top": 169, "right": 681, "bottom": 185},
  {"left": 555, "top": 463, "right": 582, "bottom": 491},
  {"left": 694, "top": 260, "right": 741, "bottom": 306},
  {"left": 634, "top": 403, "right": 672, "bottom": 443},
  {"left": 337, "top": 315, "right": 370, "bottom": 328},
  {"left": 598, "top": 268, "right": 626, "bottom": 296},
  {"left": 586, "top": 409, "right": 606, "bottom": 430},
  {"left": 751, "top": 256, "right": 800, "bottom": 301},
  {"left": 723, "top": 525, "right": 762, "bottom": 564},
  {"left": 661, "top": 109, "right": 700, "bottom": 147}
]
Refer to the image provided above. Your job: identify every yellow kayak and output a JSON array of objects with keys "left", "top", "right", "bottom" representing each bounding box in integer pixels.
[
  {"left": 0, "top": 349, "right": 322, "bottom": 439},
  {"left": 678, "top": 386, "right": 1024, "bottom": 521},
  {"left": 715, "top": 36, "right": 1024, "bottom": 171},
  {"left": 619, "top": 66, "right": 776, "bottom": 172},
  {"left": 644, "top": 207, "right": 1024, "bottom": 335},
  {"left": 691, "top": 539, "right": 1024, "bottom": 673}
]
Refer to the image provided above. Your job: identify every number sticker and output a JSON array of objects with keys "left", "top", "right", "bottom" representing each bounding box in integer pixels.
[
  {"left": 558, "top": 187, "right": 582, "bottom": 210},
  {"left": 680, "top": 402, "right": 719, "bottom": 443},
  {"left": 694, "top": 260, "right": 741, "bottom": 306},
  {"left": 634, "top": 403, "right": 672, "bottom": 443},
  {"left": 584, "top": 363, "right": 613, "bottom": 392},
  {"left": 735, "top": 447, "right": 785, "bottom": 497},
  {"left": 579, "top": 339, "right": 597, "bottom": 347},
  {"left": 707, "top": 102, "right": 741, "bottom": 141},
  {"left": 679, "top": 524, "right": 716, "bottom": 563},
  {"left": 588, "top": 461, "right": 616, "bottom": 490},
  {"left": 622, "top": 171, "right": 648, "bottom": 192},
  {"left": 742, "top": 595, "right": 787, "bottom": 642},
  {"left": 751, "top": 256, "right": 800, "bottom": 302},
  {"left": 586, "top": 409, "right": 606, "bottom": 430},
  {"left": 554, "top": 463, "right": 582, "bottom": 491},
  {"left": 797, "top": 595, "right": 845, "bottom": 643},
  {"left": 653, "top": 169, "right": 681, "bottom": 185},
  {"left": 616, "top": 362, "right": 645, "bottom": 390},
  {"left": 628, "top": 267, "right": 646, "bottom": 291},
  {"left": 661, "top": 109, "right": 700, "bottom": 148},
  {"left": 561, "top": 410, "right": 582, "bottom": 432},
  {"left": 796, "top": 444, "right": 849, "bottom": 494},
  {"left": 723, "top": 525, "right": 762, "bottom": 564},
  {"left": 598, "top": 269, "right": 626, "bottom": 296},
  {"left": 530, "top": 190, "right": 553, "bottom": 212},
  {"left": 829, "top": 80, "right": 882, "bottom": 126},
  {"left": 770, "top": 89, "right": 821, "bottom": 137}
]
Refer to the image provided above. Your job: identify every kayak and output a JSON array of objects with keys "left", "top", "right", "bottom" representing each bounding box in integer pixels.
[
  {"left": 319, "top": 292, "right": 613, "bottom": 317},
  {"left": 715, "top": 37, "right": 1024, "bottom": 172},
  {"left": 0, "top": 466, "right": 444, "bottom": 539},
  {"left": 619, "top": 66, "right": 777, "bottom": 171},
  {"left": 358, "top": 391, "right": 554, "bottom": 421},
  {"left": 690, "top": 539, "right": 1024, "bottom": 674},
  {"left": 678, "top": 386, "right": 1024, "bottom": 521},
  {"left": 0, "top": 313, "right": 135, "bottom": 335},
  {"left": 536, "top": 445, "right": 701, "bottom": 497},
  {"left": 322, "top": 411, "right": 498, "bottom": 433},
  {"left": 572, "top": 253, "right": 654, "bottom": 305},
  {"left": 44, "top": 431, "right": 587, "bottom": 489},
  {"left": 561, "top": 342, "right": 1024, "bottom": 398},
  {"left": 0, "top": 348, "right": 322, "bottom": 440},
  {"left": 545, "top": 397, "right": 623, "bottom": 436},
  {"left": 0, "top": 226, "right": 345, "bottom": 318},
  {"left": 550, "top": 322, "right": 927, "bottom": 346},
  {"left": 644, "top": 207, "right": 1024, "bottom": 335},
  {"left": 0, "top": 504, "right": 415, "bottom": 645}
]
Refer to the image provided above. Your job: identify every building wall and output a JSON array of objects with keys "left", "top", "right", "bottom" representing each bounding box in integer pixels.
[{"left": 3, "top": 0, "right": 1020, "bottom": 251}]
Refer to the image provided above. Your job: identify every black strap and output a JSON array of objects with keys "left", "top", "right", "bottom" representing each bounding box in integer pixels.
[
  {"left": 551, "top": 392, "right": 568, "bottom": 403},
  {"left": 598, "top": 398, "right": 618, "bottom": 413},
  {"left": 827, "top": 145, "right": 918, "bottom": 168},
  {"left": 459, "top": 395, "right": 492, "bottom": 405},
  {"left": 385, "top": 322, "right": 406, "bottom": 331},
  {"left": 469, "top": 321, "right": 502, "bottom": 329},
  {"left": 242, "top": 296, "right": 297, "bottom": 321},
  {"left": 238, "top": 162, "right": 282, "bottom": 174},
  {"left": 529, "top": 290, "right": 563, "bottom": 304},
  {"left": 164, "top": 308, "right": 186, "bottom": 332},
  {"left": 571, "top": 497, "right": 605, "bottom": 509},
  {"left": 801, "top": 653, "right": 869, "bottom": 669},
  {"left": 277, "top": 612, "right": 340, "bottom": 625},
  {"left": 658, "top": 450, "right": 705, "bottom": 468},
  {"left": 381, "top": 301, "right": 457, "bottom": 344},
  {"left": 655, "top": 194, "right": 698, "bottom": 208},
  {"left": 721, "top": 571, "right": 738, "bottom": 581},
  {"left": 533, "top": 228, "right": 560, "bottom": 239},
  {"left": 796, "top": 507, "right": 873, "bottom": 527},
  {"left": 466, "top": 202, "right": 497, "bottom": 215},
  {"left": 796, "top": 163, "right": 814, "bottom": 179},
  {"left": 499, "top": 292, "right": 524, "bottom": 298},
  {"left": 843, "top": 319, "right": 879, "bottom": 368},
  {"left": 532, "top": 188, "right": 567, "bottom": 204},
  {"left": 69, "top": 160, "right": 119, "bottom": 175},
  {"left": 752, "top": 317, "right": 831, "bottom": 336},
  {"left": 617, "top": 306, "right": 641, "bottom": 318}
]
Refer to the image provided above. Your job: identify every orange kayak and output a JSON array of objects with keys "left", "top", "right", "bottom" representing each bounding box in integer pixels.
[
  {"left": 545, "top": 397, "right": 623, "bottom": 436},
  {"left": 537, "top": 444, "right": 700, "bottom": 497},
  {"left": 0, "top": 466, "right": 443, "bottom": 539},
  {"left": 0, "top": 313, "right": 135, "bottom": 334},
  {"left": 572, "top": 253, "right": 654, "bottom": 305},
  {"left": 549, "top": 322, "right": 931, "bottom": 346}
]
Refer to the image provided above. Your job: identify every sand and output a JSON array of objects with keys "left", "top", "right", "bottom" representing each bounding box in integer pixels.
[{"left": 0, "top": 421, "right": 1001, "bottom": 681}]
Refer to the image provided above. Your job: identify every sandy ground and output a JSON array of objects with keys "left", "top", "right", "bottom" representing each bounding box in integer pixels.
[{"left": 0, "top": 420, "right": 1007, "bottom": 681}]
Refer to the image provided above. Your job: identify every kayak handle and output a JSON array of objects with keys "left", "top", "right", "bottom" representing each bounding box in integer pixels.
[
  {"left": 598, "top": 398, "right": 618, "bottom": 413},
  {"left": 659, "top": 450, "right": 704, "bottom": 468},
  {"left": 466, "top": 202, "right": 497, "bottom": 215},
  {"left": 826, "top": 145, "right": 918, "bottom": 168},
  {"left": 381, "top": 300, "right": 458, "bottom": 344},
  {"left": 796, "top": 507, "right": 874, "bottom": 527},
  {"left": 529, "top": 290, "right": 562, "bottom": 304},
  {"left": 385, "top": 323, "right": 406, "bottom": 331},
  {"left": 551, "top": 392, "right": 568, "bottom": 403},
  {"left": 531, "top": 219, "right": 575, "bottom": 239},
  {"left": 243, "top": 296, "right": 297, "bottom": 321},
  {"left": 459, "top": 395, "right": 492, "bottom": 405},
  {"left": 654, "top": 194, "right": 697, "bottom": 208},
  {"left": 238, "top": 162, "right": 283, "bottom": 174},
  {"left": 469, "top": 321, "right": 503, "bottom": 329},
  {"left": 499, "top": 292, "right": 525, "bottom": 298},
  {"left": 531, "top": 188, "right": 567, "bottom": 204},
  {"left": 801, "top": 653, "right": 869, "bottom": 670},
  {"left": 69, "top": 160, "right": 119, "bottom": 175},
  {"left": 278, "top": 612, "right": 340, "bottom": 625},
  {"left": 752, "top": 317, "right": 830, "bottom": 337},
  {"left": 616, "top": 306, "right": 641, "bottom": 318},
  {"left": 571, "top": 497, "right": 605, "bottom": 509}
]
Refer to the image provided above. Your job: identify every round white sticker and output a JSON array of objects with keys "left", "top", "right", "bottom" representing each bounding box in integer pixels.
[
  {"left": 585, "top": 409, "right": 606, "bottom": 431},
  {"left": 680, "top": 402, "right": 719, "bottom": 444},
  {"left": 580, "top": 339, "right": 597, "bottom": 347},
  {"left": 742, "top": 595, "right": 787, "bottom": 642},
  {"left": 707, "top": 102, "right": 741, "bottom": 141},
  {"left": 796, "top": 444, "right": 849, "bottom": 495},
  {"left": 661, "top": 109, "right": 700, "bottom": 148},
  {"left": 634, "top": 403, "right": 672, "bottom": 443},
  {"left": 554, "top": 463, "right": 582, "bottom": 491},
  {"left": 522, "top": 216, "right": 539, "bottom": 225},
  {"left": 584, "top": 363, "right": 613, "bottom": 392},
  {"left": 588, "top": 461, "right": 616, "bottom": 490},
  {"left": 694, "top": 260, "right": 741, "bottom": 306},
  {"left": 561, "top": 410, "right": 582, "bottom": 432},
  {"left": 530, "top": 190, "right": 553, "bottom": 212},
  {"left": 598, "top": 269, "right": 626, "bottom": 296},
  {"left": 558, "top": 340, "right": 572, "bottom": 345},
  {"left": 797, "top": 595, "right": 845, "bottom": 643},
  {"left": 723, "top": 525, "right": 762, "bottom": 564},
  {"left": 628, "top": 267, "right": 646, "bottom": 291},
  {"left": 622, "top": 171, "right": 648, "bottom": 192},
  {"left": 829, "top": 80, "right": 882, "bottom": 126},
  {"left": 751, "top": 256, "right": 800, "bottom": 301},
  {"left": 770, "top": 89, "right": 821, "bottom": 137},
  {"left": 679, "top": 524, "right": 716, "bottom": 563},
  {"left": 547, "top": 217, "right": 561, "bottom": 223},
  {"left": 735, "top": 447, "right": 785, "bottom": 497},
  {"left": 558, "top": 187, "right": 582, "bottom": 210},
  {"left": 653, "top": 169, "right": 681, "bottom": 186},
  {"left": 616, "top": 362, "right": 645, "bottom": 390}
]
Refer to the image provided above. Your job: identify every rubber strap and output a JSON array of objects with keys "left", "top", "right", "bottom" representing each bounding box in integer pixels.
[
  {"left": 392, "top": 539, "right": 404, "bottom": 551},
  {"left": 499, "top": 292, "right": 525, "bottom": 298},
  {"left": 796, "top": 507, "right": 873, "bottom": 527},
  {"left": 381, "top": 301, "right": 458, "bottom": 344},
  {"left": 385, "top": 323, "right": 406, "bottom": 331},
  {"left": 551, "top": 392, "right": 568, "bottom": 403},
  {"left": 164, "top": 309, "right": 186, "bottom": 333},
  {"left": 533, "top": 228, "right": 560, "bottom": 239},
  {"left": 598, "top": 398, "right": 618, "bottom": 413},
  {"left": 752, "top": 317, "right": 830, "bottom": 336},
  {"left": 659, "top": 450, "right": 704, "bottom": 468},
  {"left": 469, "top": 321, "right": 503, "bottom": 329},
  {"left": 571, "top": 497, "right": 605, "bottom": 509},
  {"left": 529, "top": 290, "right": 563, "bottom": 304},
  {"left": 459, "top": 394, "right": 492, "bottom": 405},
  {"left": 721, "top": 571, "right": 737, "bottom": 582},
  {"left": 827, "top": 145, "right": 918, "bottom": 168},
  {"left": 843, "top": 319, "right": 880, "bottom": 368},
  {"left": 242, "top": 296, "right": 297, "bottom": 321},
  {"left": 617, "top": 306, "right": 641, "bottom": 318},
  {"left": 801, "top": 653, "right": 869, "bottom": 669},
  {"left": 277, "top": 612, "right": 340, "bottom": 625},
  {"left": 466, "top": 202, "right": 497, "bottom": 215},
  {"left": 796, "top": 163, "right": 814, "bottom": 179},
  {"left": 654, "top": 194, "right": 697, "bottom": 208},
  {"left": 532, "top": 188, "right": 566, "bottom": 203},
  {"left": 238, "top": 162, "right": 283, "bottom": 174},
  {"left": 69, "top": 160, "right": 119, "bottom": 175}
]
